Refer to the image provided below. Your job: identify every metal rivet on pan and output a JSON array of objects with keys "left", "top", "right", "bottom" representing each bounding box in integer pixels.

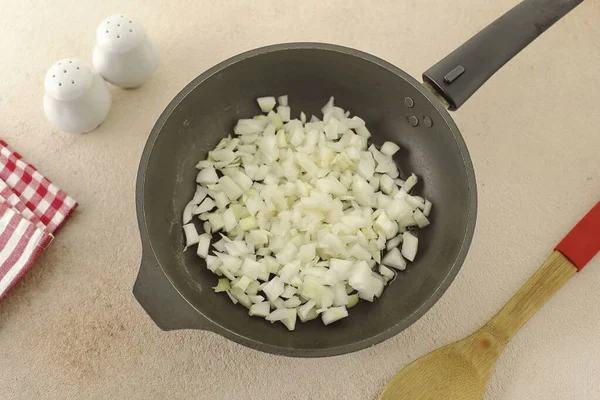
[
  {"left": 423, "top": 116, "right": 433, "bottom": 127},
  {"left": 408, "top": 116, "right": 419, "bottom": 126},
  {"left": 404, "top": 97, "right": 414, "bottom": 108}
]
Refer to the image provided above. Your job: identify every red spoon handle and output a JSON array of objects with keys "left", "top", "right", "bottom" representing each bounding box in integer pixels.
[{"left": 555, "top": 202, "right": 600, "bottom": 271}]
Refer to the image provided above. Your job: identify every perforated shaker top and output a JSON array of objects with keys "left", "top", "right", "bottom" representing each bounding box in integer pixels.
[
  {"left": 44, "top": 59, "right": 94, "bottom": 101},
  {"left": 96, "top": 14, "right": 146, "bottom": 53}
]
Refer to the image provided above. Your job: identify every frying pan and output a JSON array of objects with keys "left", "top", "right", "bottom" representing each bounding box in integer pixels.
[{"left": 133, "top": 0, "right": 582, "bottom": 357}]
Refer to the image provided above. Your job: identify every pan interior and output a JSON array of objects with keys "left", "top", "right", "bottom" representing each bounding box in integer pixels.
[{"left": 141, "top": 45, "right": 476, "bottom": 355}]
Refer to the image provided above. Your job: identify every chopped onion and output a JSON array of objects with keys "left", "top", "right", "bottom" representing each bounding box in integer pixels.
[
  {"left": 422, "top": 200, "right": 433, "bottom": 217},
  {"left": 196, "top": 167, "right": 218, "bottom": 184},
  {"left": 182, "top": 95, "right": 433, "bottom": 330},
  {"left": 278, "top": 95, "right": 288, "bottom": 107},
  {"left": 379, "top": 265, "right": 395, "bottom": 280},
  {"left": 194, "top": 198, "right": 215, "bottom": 214},
  {"left": 386, "top": 233, "right": 404, "bottom": 250},
  {"left": 413, "top": 209, "right": 430, "bottom": 228},
  {"left": 196, "top": 233, "right": 211, "bottom": 258},
  {"left": 249, "top": 302, "right": 270, "bottom": 317},
  {"left": 183, "top": 223, "right": 200, "bottom": 249},
  {"left": 257, "top": 97, "right": 276, "bottom": 113},
  {"left": 213, "top": 278, "right": 230, "bottom": 292},
  {"left": 380, "top": 141, "right": 400, "bottom": 156},
  {"left": 321, "top": 306, "right": 348, "bottom": 325},
  {"left": 263, "top": 277, "right": 284, "bottom": 302},
  {"left": 249, "top": 295, "right": 265, "bottom": 303},
  {"left": 401, "top": 232, "right": 418, "bottom": 262},
  {"left": 382, "top": 247, "right": 407, "bottom": 270}
]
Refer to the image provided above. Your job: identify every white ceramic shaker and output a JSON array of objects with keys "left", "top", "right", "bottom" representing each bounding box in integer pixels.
[
  {"left": 43, "top": 59, "right": 111, "bottom": 134},
  {"left": 93, "top": 14, "right": 159, "bottom": 89}
]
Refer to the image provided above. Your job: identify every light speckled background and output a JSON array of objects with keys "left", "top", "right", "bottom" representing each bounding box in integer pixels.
[{"left": 1, "top": 1, "right": 599, "bottom": 399}]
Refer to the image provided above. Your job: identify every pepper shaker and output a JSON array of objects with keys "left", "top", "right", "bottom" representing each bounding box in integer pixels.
[
  {"left": 43, "top": 59, "right": 111, "bottom": 134},
  {"left": 93, "top": 14, "right": 159, "bottom": 89}
]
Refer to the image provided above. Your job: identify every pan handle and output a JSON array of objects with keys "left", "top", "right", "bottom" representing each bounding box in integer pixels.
[
  {"left": 422, "top": 0, "right": 583, "bottom": 110},
  {"left": 133, "top": 245, "right": 215, "bottom": 331}
]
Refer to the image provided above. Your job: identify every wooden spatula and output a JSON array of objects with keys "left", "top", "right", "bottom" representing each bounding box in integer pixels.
[{"left": 379, "top": 202, "right": 600, "bottom": 400}]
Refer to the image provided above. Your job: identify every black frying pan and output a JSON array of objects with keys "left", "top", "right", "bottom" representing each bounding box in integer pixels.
[{"left": 133, "top": 0, "right": 582, "bottom": 357}]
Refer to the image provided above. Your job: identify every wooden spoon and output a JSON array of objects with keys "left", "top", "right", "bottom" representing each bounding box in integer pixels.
[{"left": 379, "top": 202, "right": 600, "bottom": 400}]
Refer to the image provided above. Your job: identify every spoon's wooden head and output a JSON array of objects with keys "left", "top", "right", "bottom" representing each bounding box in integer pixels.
[{"left": 379, "top": 330, "right": 503, "bottom": 400}]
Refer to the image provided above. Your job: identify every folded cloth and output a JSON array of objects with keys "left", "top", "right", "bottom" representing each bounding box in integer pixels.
[
  {"left": 0, "top": 140, "right": 77, "bottom": 235},
  {"left": 0, "top": 202, "right": 53, "bottom": 298},
  {"left": 0, "top": 179, "right": 47, "bottom": 232},
  {"left": 0, "top": 140, "right": 77, "bottom": 299}
]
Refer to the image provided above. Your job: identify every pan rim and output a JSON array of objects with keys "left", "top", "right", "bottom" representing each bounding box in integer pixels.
[{"left": 135, "top": 42, "right": 478, "bottom": 357}]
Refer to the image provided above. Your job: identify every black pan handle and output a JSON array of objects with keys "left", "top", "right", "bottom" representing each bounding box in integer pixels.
[
  {"left": 133, "top": 245, "right": 215, "bottom": 331},
  {"left": 423, "top": 0, "right": 583, "bottom": 110}
]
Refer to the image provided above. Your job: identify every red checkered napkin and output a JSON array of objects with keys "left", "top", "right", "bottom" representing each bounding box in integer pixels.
[
  {"left": 0, "top": 140, "right": 77, "bottom": 299},
  {"left": 0, "top": 202, "right": 52, "bottom": 298},
  {"left": 0, "top": 140, "right": 77, "bottom": 235}
]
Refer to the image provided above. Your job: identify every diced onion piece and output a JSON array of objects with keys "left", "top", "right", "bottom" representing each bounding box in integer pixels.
[
  {"left": 196, "top": 167, "right": 218, "bottom": 184},
  {"left": 278, "top": 95, "right": 288, "bottom": 107},
  {"left": 246, "top": 280, "right": 260, "bottom": 295},
  {"left": 280, "top": 284, "right": 297, "bottom": 299},
  {"left": 263, "top": 277, "right": 285, "bottom": 302},
  {"left": 379, "top": 265, "right": 395, "bottom": 280},
  {"left": 234, "top": 276, "right": 252, "bottom": 291},
  {"left": 283, "top": 296, "right": 302, "bottom": 308},
  {"left": 413, "top": 209, "right": 430, "bottom": 228},
  {"left": 422, "top": 200, "right": 433, "bottom": 217},
  {"left": 207, "top": 213, "right": 224, "bottom": 232},
  {"left": 271, "top": 297, "right": 285, "bottom": 309},
  {"left": 194, "top": 198, "right": 216, "bottom": 214},
  {"left": 219, "top": 176, "right": 244, "bottom": 201},
  {"left": 375, "top": 212, "right": 399, "bottom": 239},
  {"left": 196, "top": 233, "right": 211, "bottom": 258},
  {"left": 347, "top": 293, "right": 359, "bottom": 308},
  {"left": 183, "top": 223, "right": 200, "bottom": 249},
  {"left": 239, "top": 216, "right": 258, "bottom": 231},
  {"left": 249, "top": 302, "right": 270, "bottom": 317},
  {"left": 249, "top": 295, "right": 265, "bottom": 303},
  {"left": 241, "top": 258, "right": 268, "bottom": 281},
  {"left": 380, "top": 141, "right": 400, "bottom": 156},
  {"left": 333, "top": 283, "right": 348, "bottom": 306},
  {"left": 277, "top": 106, "right": 291, "bottom": 122},
  {"left": 206, "top": 255, "right": 223, "bottom": 274},
  {"left": 379, "top": 174, "right": 395, "bottom": 195},
  {"left": 266, "top": 308, "right": 296, "bottom": 331},
  {"left": 257, "top": 97, "right": 276, "bottom": 113},
  {"left": 321, "top": 306, "right": 348, "bottom": 325},
  {"left": 226, "top": 290, "right": 238, "bottom": 304},
  {"left": 401, "top": 232, "right": 418, "bottom": 262},
  {"left": 386, "top": 233, "right": 404, "bottom": 250},
  {"left": 213, "top": 278, "right": 230, "bottom": 292},
  {"left": 382, "top": 247, "right": 407, "bottom": 270},
  {"left": 402, "top": 174, "right": 418, "bottom": 193},
  {"left": 214, "top": 192, "right": 230, "bottom": 209}
]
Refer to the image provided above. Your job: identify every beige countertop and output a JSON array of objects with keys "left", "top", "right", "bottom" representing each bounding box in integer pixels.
[{"left": 1, "top": 1, "right": 599, "bottom": 399}]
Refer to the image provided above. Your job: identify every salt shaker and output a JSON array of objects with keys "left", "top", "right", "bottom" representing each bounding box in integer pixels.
[
  {"left": 43, "top": 59, "right": 111, "bottom": 134},
  {"left": 93, "top": 14, "right": 159, "bottom": 89}
]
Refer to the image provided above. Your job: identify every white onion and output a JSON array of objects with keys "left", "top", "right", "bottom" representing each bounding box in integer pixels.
[
  {"left": 382, "top": 248, "right": 407, "bottom": 270},
  {"left": 196, "top": 167, "right": 218, "bottom": 184},
  {"left": 257, "top": 97, "right": 276, "bottom": 113},
  {"left": 249, "top": 302, "right": 270, "bottom": 317},
  {"left": 321, "top": 306, "right": 348, "bottom": 325},
  {"left": 380, "top": 141, "right": 400, "bottom": 156},
  {"left": 196, "top": 233, "right": 211, "bottom": 258},
  {"left": 182, "top": 96, "right": 433, "bottom": 330},
  {"left": 277, "top": 95, "right": 288, "bottom": 107},
  {"left": 401, "top": 232, "right": 419, "bottom": 262},
  {"left": 183, "top": 223, "right": 200, "bottom": 249}
]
